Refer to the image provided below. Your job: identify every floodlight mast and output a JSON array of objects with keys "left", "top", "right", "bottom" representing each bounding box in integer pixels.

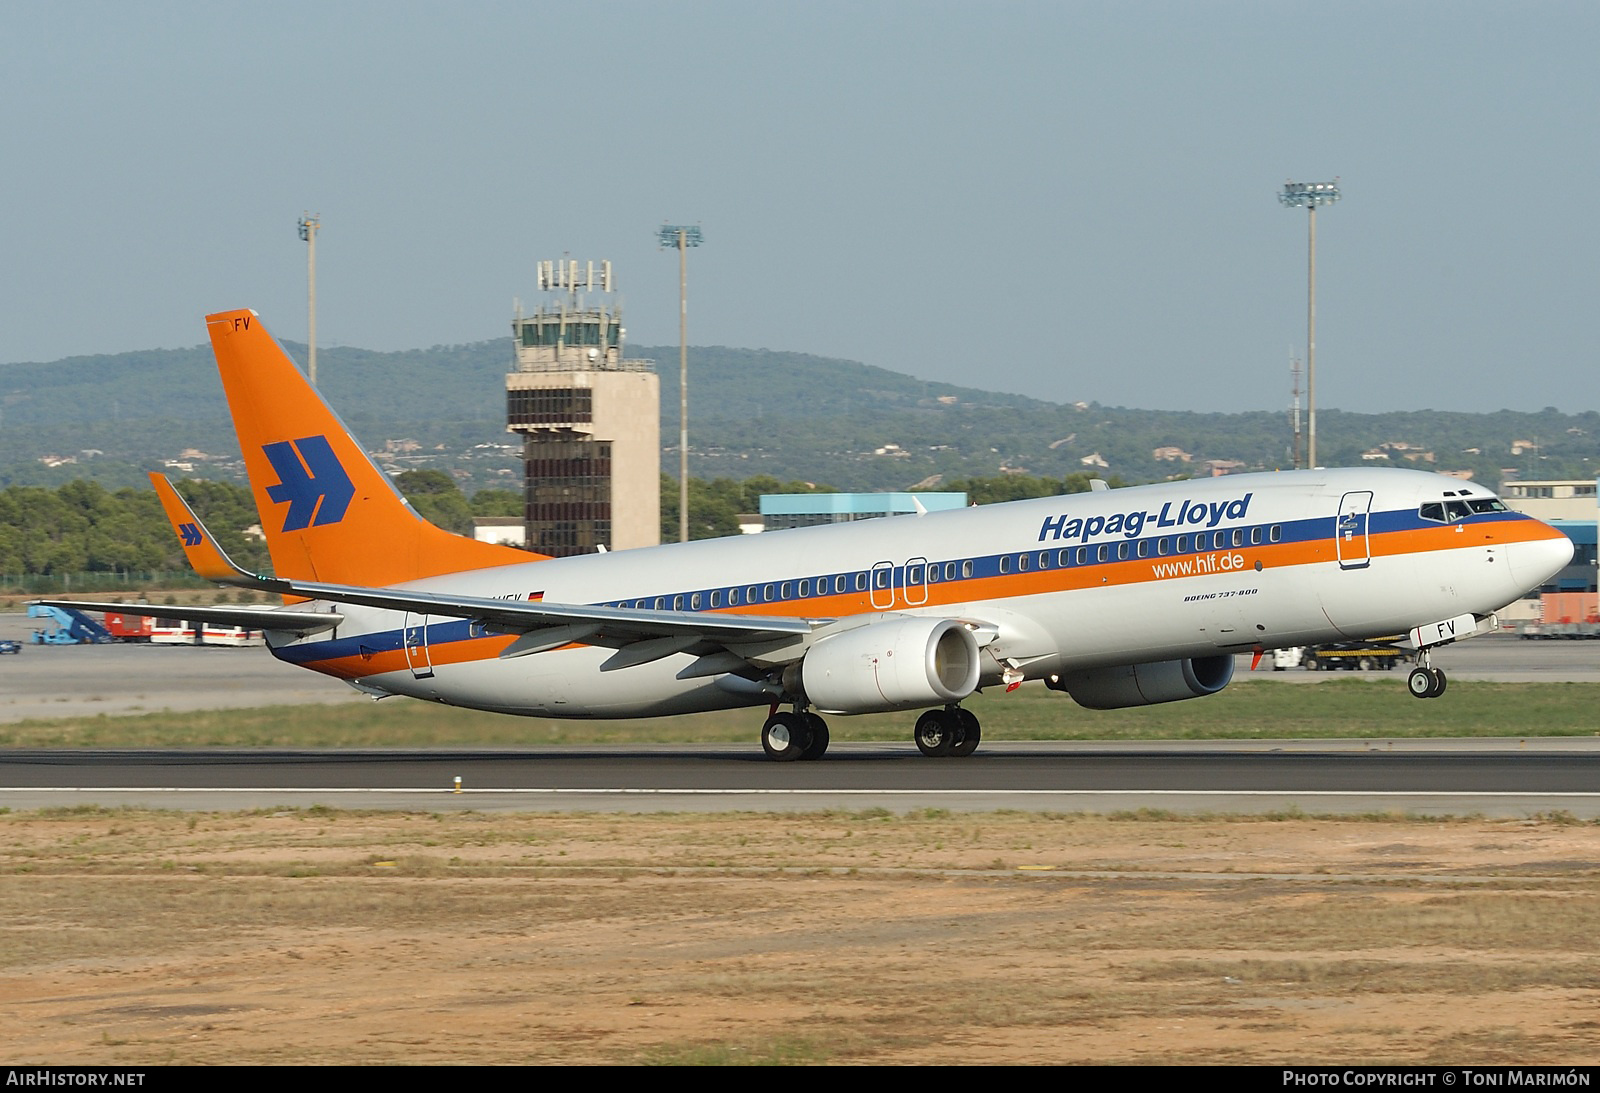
[
  {"left": 1278, "top": 180, "right": 1340, "bottom": 469},
  {"left": 298, "top": 214, "right": 321, "bottom": 387},
  {"left": 658, "top": 224, "right": 703, "bottom": 543}
]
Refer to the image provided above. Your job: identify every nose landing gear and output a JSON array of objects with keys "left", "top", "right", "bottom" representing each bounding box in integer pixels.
[{"left": 1406, "top": 649, "right": 1448, "bottom": 699}]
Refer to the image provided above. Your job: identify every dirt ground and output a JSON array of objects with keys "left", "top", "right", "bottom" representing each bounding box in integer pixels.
[{"left": 2, "top": 809, "right": 1598, "bottom": 1065}]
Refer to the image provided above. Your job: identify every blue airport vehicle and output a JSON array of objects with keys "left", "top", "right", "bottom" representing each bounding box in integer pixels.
[{"left": 27, "top": 604, "right": 114, "bottom": 645}]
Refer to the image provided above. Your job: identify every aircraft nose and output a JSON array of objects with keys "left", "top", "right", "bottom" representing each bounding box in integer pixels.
[{"left": 1508, "top": 529, "right": 1574, "bottom": 592}]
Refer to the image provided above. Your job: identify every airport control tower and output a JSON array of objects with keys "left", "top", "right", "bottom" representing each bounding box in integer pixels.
[{"left": 507, "top": 260, "right": 660, "bottom": 556}]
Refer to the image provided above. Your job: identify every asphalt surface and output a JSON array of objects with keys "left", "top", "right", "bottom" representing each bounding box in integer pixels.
[{"left": 3, "top": 740, "right": 1599, "bottom": 816}]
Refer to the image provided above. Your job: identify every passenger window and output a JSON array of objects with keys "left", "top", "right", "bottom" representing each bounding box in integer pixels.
[
  {"left": 1250, "top": 527, "right": 1262, "bottom": 546},
  {"left": 729, "top": 588, "right": 741, "bottom": 607},
  {"left": 874, "top": 569, "right": 889, "bottom": 590},
  {"left": 763, "top": 583, "right": 775, "bottom": 600},
  {"left": 927, "top": 565, "right": 940, "bottom": 584},
  {"left": 690, "top": 593, "right": 701, "bottom": 610},
  {"left": 907, "top": 565, "right": 923, "bottom": 584},
  {"left": 798, "top": 579, "right": 810, "bottom": 597},
  {"left": 1269, "top": 525, "right": 1282, "bottom": 543},
  {"left": 1136, "top": 540, "right": 1148, "bottom": 558},
  {"left": 1096, "top": 544, "right": 1108, "bottom": 563},
  {"left": 999, "top": 555, "right": 1011, "bottom": 575},
  {"left": 653, "top": 597, "right": 665, "bottom": 610},
  {"left": 1016, "top": 553, "right": 1028, "bottom": 572},
  {"left": 709, "top": 590, "right": 720, "bottom": 608},
  {"left": 1157, "top": 538, "right": 1169, "bottom": 556},
  {"left": 855, "top": 573, "right": 867, "bottom": 592},
  {"left": 835, "top": 575, "right": 847, "bottom": 594},
  {"left": 781, "top": 582, "right": 792, "bottom": 599},
  {"left": 1058, "top": 549, "right": 1071, "bottom": 567},
  {"left": 1231, "top": 529, "right": 1242, "bottom": 548},
  {"left": 962, "top": 560, "right": 973, "bottom": 578},
  {"left": 673, "top": 595, "right": 684, "bottom": 611},
  {"left": 1177, "top": 535, "right": 1188, "bottom": 552},
  {"left": 1038, "top": 551, "right": 1050, "bottom": 570},
  {"left": 1075, "top": 547, "right": 1087, "bottom": 565},
  {"left": 1116, "top": 542, "right": 1128, "bottom": 561},
  {"left": 947, "top": 562, "right": 959, "bottom": 581}
]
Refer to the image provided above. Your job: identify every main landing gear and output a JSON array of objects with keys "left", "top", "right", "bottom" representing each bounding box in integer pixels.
[
  {"left": 1406, "top": 649, "right": 1448, "bottom": 699},
  {"left": 761, "top": 709, "right": 830, "bottom": 762},
  {"left": 913, "top": 706, "right": 981, "bottom": 758},
  {"left": 759, "top": 705, "right": 983, "bottom": 760}
]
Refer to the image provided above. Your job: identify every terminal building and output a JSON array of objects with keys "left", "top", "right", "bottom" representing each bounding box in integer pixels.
[
  {"left": 1501, "top": 478, "right": 1598, "bottom": 626},
  {"left": 506, "top": 261, "right": 660, "bottom": 556}
]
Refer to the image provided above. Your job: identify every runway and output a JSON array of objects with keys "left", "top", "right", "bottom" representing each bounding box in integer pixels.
[{"left": 4, "top": 739, "right": 1599, "bottom": 816}]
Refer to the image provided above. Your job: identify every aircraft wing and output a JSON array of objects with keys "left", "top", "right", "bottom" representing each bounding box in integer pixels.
[
  {"left": 27, "top": 599, "right": 342, "bottom": 635},
  {"left": 148, "top": 471, "right": 817, "bottom": 664},
  {"left": 258, "top": 576, "right": 817, "bottom": 653}
]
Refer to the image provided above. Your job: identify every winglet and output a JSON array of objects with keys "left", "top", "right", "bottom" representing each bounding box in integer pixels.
[{"left": 150, "top": 473, "right": 271, "bottom": 588}]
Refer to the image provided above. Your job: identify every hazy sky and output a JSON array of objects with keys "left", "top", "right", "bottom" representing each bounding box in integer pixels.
[{"left": 3, "top": 1, "right": 1596, "bottom": 414}]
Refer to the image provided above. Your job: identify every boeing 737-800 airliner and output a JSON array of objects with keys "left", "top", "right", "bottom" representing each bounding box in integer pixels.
[{"left": 41, "top": 310, "right": 1575, "bottom": 760}]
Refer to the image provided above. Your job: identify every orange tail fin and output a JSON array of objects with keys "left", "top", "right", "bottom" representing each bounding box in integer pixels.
[{"left": 204, "top": 309, "right": 542, "bottom": 587}]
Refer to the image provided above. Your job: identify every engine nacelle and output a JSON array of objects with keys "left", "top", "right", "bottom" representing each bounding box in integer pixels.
[
  {"left": 801, "top": 617, "right": 981, "bottom": 714},
  {"left": 1046, "top": 655, "right": 1234, "bottom": 710}
]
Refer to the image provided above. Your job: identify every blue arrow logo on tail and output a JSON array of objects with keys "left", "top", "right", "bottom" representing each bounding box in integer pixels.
[
  {"left": 178, "top": 523, "right": 203, "bottom": 547},
  {"left": 262, "top": 435, "right": 356, "bottom": 532}
]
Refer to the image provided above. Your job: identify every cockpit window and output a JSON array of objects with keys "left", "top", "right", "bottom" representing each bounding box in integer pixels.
[{"left": 1422, "top": 497, "right": 1508, "bottom": 523}]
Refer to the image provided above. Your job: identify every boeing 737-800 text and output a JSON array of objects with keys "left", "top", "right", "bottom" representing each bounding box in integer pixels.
[{"left": 40, "top": 310, "right": 1576, "bottom": 760}]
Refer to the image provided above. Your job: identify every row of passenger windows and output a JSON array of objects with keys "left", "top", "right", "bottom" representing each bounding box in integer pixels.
[
  {"left": 603, "top": 523, "right": 1286, "bottom": 613},
  {"left": 606, "top": 564, "right": 973, "bottom": 612}
]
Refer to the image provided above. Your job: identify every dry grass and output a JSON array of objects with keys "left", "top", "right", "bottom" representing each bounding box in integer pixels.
[{"left": 2, "top": 808, "right": 1598, "bottom": 1064}]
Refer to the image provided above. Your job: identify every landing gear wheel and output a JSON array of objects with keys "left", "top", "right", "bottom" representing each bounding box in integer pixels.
[
  {"left": 948, "top": 708, "right": 981, "bottom": 758},
  {"left": 1407, "top": 667, "right": 1434, "bottom": 698},
  {"left": 914, "top": 709, "right": 955, "bottom": 757},
  {"left": 762, "top": 711, "right": 812, "bottom": 761},
  {"left": 1304, "top": 655, "right": 1320, "bottom": 671},
  {"left": 1408, "top": 667, "right": 1447, "bottom": 699},
  {"left": 800, "top": 713, "right": 830, "bottom": 761},
  {"left": 1358, "top": 656, "right": 1375, "bottom": 672}
]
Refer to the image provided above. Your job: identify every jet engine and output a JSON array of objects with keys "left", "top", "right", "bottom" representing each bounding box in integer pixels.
[
  {"left": 798, "top": 617, "right": 981, "bottom": 714},
  {"left": 1045, "top": 655, "right": 1234, "bottom": 710}
]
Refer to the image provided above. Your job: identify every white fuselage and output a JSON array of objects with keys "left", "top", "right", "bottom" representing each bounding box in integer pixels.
[{"left": 264, "top": 468, "right": 1573, "bottom": 718}]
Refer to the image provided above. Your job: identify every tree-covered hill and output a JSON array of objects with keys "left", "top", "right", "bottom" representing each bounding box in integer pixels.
[{"left": 1, "top": 338, "right": 1594, "bottom": 493}]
